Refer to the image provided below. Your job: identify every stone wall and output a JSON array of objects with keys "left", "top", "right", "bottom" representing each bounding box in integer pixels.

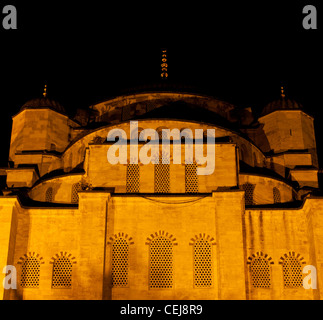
[{"left": 0, "top": 193, "right": 322, "bottom": 300}]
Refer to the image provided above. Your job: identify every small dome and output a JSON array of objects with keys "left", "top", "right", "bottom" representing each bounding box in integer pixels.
[
  {"left": 260, "top": 97, "right": 303, "bottom": 117},
  {"left": 21, "top": 97, "right": 66, "bottom": 114}
]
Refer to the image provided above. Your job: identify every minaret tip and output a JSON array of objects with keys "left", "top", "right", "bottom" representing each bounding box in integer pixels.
[
  {"left": 161, "top": 49, "right": 168, "bottom": 79},
  {"left": 280, "top": 86, "right": 285, "bottom": 98},
  {"left": 43, "top": 84, "right": 47, "bottom": 98}
]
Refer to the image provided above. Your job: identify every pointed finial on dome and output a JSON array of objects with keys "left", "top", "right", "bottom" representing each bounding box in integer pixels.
[
  {"left": 43, "top": 84, "right": 47, "bottom": 98},
  {"left": 280, "top": 86, "right": 285, "bottom": 98}
]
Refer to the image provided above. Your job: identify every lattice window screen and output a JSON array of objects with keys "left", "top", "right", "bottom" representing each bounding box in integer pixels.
[
  {"left": 273, "top": 187, "right": 281, "bottom": 204},
  {"left": 126, "top": 164, "right": 140, "bottom": 193},
  {"left": 185, "top": 163, "right": 198, "bottom": 193},
  {"left": 154, "top": 155, "right": 170, "bottom": 193},
  {"left": 250, "top": 257, "right": 271, "bottom": 288},
  {"left": 71, "top": 183, "right": 82, "bottom": 203},
  {"left": 52, "top": 256, "right": 73, "bottom": 288},
  {"left": 193, "top": 239, "right": 212, "bottom": 287},
  {"left": 149, "top": 237, "right": 173, "bottom": 289},
  {"left": 20, "top": 257, "right": 40, "bottom": 288},
  {"left": 112, "top": 238, "right": 129, "bottom": 287},
  {"left": 45, "top": 187, "right": 53, "bottom": 202},
  {"left": 242, "top": 183, "right": 255, "bottom": 206},
  {"left": 282, "top": 256, "right": 303, "bottom": 288}
]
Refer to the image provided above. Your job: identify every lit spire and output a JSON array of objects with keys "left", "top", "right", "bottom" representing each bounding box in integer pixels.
[
  {"left": 280, "top": 86, "right": 285, "bottom": 98},
  {"left": 161, "top": 49, "right": 168, "bottom": 79},
  {"left": 43, "top": 84, "right": 47, "bottom": 98}
]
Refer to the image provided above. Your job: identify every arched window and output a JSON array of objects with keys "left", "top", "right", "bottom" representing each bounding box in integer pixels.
[
  {"left": 273, "top": 187, "right": 281, "bottom": 204},
  {"left": 279, "top": 252, "right": 305, "bottom": 288},
  {"left": 242, "top": 183, "right": 255, "bottom": 206},
  {"left": 71, "top": 183, "right": 82, "bottom": 203},
  {"left": 247, "top": 252, "right": 273, "bottom": 288},
  {"left": 149, "top": 236, "right": 173, "bottom": 288},
  {"left": 193, "top": 239, "right": 212, "bottom": 287},
  {"left": 126, "top": 164, "right": 140, "bottom": 193},
  {"left": 154, "top": 154, "right": 170, "bottom": 193},
  {"left": 185, "top": 163, "right": 198, "bottom": 193},
  {"left": 19, "top": 254, "right": 42, "bottom": 288},
  {"left": 240, "top": 144, "right": 248, "bottom": 163},
  {"left": 253, "top": 152, "right": 257, "bottom": 167},
  {"left": 52, "top": 255, "right": 73, "bottom": 288},
  {"left": 45, "top": 187, "right": 53, "bottom": 202},
  {"left": 112, "top": 238, "right": 129, "bottom": 287}
]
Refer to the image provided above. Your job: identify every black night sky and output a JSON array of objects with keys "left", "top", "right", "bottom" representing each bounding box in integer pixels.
[{"left": 0, "top": 1, "right": 322, "bottom": 169}]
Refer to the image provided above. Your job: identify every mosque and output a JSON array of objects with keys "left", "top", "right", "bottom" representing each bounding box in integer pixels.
[{"left": 0, "top": 54, "right": 322, "bottom": 300}]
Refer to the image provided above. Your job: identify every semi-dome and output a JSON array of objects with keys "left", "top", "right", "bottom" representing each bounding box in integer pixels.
[
  {"left": 260, "top": 97, "right": 303, "bottom": 117},
  {"left": 20, "top": 97, "right": 66, "bottom": 114}
]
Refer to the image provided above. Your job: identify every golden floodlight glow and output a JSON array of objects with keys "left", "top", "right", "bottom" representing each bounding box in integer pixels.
[{"left": 161, "top": 49, "right": 168, "bottom": 79}]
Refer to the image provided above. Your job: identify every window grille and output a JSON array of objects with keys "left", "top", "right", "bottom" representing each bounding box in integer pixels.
[
  {"left": 193, "top": 239, "right": 212, "bottom": 287},
  {"left": 149, "top": 236, "right": 173, "bottom": 289},
  {"left": 45, "top": 187, "right": 53, "bottom": 202},
  {"left": 71, "top": 183, "right": 82, "bottom": 203},
  {"left": 185, "top": 163, "right": 198, "bottom": 193},
  {"left": 247, "top": 252, "right": 273, "bottom": 288},
  {"left": 112, "top": 238, "right": 129, "bottom": 287},
  {"left": 273, "top": 187, "right": 281, "bottom": 204},
  {"left": 154, "top": 155, "right": 170, "bottom": 193},
  {"left": 20, "top": 256, "right": 41, "bottom": 288},
  {"left": 126, "top": 164, "right": 140, "bottom": 193},
  {"left": 242, "top": 183, "right": 255, "bottom": 206},
  {"left": 52, "top": 256, "right": 73, "bottom": 288},
  {"left": 279, "top": 252, "right": 306, "bottom": 288}
]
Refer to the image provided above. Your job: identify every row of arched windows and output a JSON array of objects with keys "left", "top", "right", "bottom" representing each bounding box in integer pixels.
[
  {"left": 44, "top": 162, "right": 198, "bottom": 203},
  {"left": 16, "top": 249, "right": 307, "bottom": 290},
  {"left": 109, "top": 234, "right": 306, "bottom": 290},
  {"left": 45, "top": 182, "right": 281, "bottom": 204},
  {"left": 45, "top": 183, "right": 82, "bottom": 203},
  {"left": 16, "top": 252, "right": 76, "bottom": 288},
  {"left": 108, "top": 232, "right": 216, "bottom": 289},
  {"left": 247, "top": 251, "right": 306, "bottom": 288},
  {"left": 242, "top": 183, "right": 281, "bottom": 205}
]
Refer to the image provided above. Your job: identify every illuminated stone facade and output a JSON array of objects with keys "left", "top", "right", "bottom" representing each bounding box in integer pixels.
[{"left": 0, "top": 90, "right": 322, "bottom": 300}]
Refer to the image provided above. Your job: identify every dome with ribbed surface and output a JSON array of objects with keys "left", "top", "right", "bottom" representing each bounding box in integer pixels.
[
  {"left": 260, "top": 98, "right": 303, "bottom": 117},
  {"left": 21, "top": 97, "right": 66, "bottom": 114}
]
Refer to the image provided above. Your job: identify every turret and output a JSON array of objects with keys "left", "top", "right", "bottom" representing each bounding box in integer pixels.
[
  {"left": 255, "top": 87, "right": 318, "bottom": 188},
  {"left": 8, "top": 88, "right": 75, "bottom": 184}
]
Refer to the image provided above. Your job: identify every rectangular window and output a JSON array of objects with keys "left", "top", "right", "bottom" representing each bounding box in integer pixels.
[{"left": 185, "top": 163, "right": 198, "bottom": 193}]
